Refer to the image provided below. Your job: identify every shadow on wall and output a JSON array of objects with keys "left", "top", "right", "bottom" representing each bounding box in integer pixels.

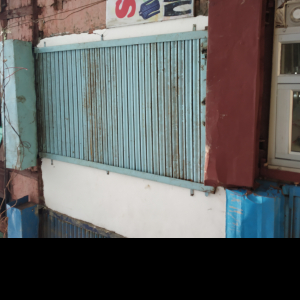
[{"left": 196, "top": 0, "right": 209, "bottom": 16}]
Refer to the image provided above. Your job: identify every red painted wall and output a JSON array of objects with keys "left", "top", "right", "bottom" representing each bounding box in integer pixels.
[{"left": 205, "top": 0, "right": 267, "bottom": 188}]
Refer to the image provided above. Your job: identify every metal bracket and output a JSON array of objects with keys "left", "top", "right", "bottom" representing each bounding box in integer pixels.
[
  {"left": 51, "top": 159, "right": 53, "bottom": 166},
  {"left": 44, "top": 42, "right": 46, "bottom": 47},
  {"left": 193, "top": 24, "right": 196, "bottom": 31},
  {"left": 107, "top": 171, "right": 109, "bottom": 175},
  {"left": 101, "top": 34, "right": 104, "bottom": 41},
  {"left": 190, "top": 189, "right": 194, "bottom": 196}
]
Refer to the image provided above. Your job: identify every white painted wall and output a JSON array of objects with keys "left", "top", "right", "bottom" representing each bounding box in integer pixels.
[{"left": 40, "top": 16, "right": 227, "bottom": 238}]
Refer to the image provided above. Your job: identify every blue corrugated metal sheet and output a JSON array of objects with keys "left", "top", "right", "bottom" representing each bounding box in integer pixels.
[
  {"left": 7, "top": 196, "right": 39, "bottom": 239},
  {"left": 226, "top": 181, "right": 300, "bottom": 238},
  {"left": 39, "top": 208, "right": 124, "bottom": 238},
  {"left": 35, "top": 31, "right": 213, "bottom": 193}
]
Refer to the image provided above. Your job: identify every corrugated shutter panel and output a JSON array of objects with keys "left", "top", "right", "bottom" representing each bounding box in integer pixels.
[{"left": 36, "top": 31, "right": 213, "bottom": 193}]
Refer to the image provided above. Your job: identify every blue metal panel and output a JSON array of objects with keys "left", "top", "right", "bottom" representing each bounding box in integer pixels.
[
  {"left": 39, "top": 208, "right": 124, "bottom": 238},
  {"left": 37, "top": 32, "right": 213, "bottom": 193},
  {"left": 7, "top": 196, "right": 39, "bottom": 239},
  {"left": 226, "top": 182, "right": 300, "bottom": 238},
  {"left": 1, "top": 40, "right": 38, "bottom": 170}
]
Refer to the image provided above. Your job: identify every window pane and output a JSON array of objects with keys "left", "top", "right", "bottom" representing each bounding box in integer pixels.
[
  {"left": 292, "top": 91, "right": 300, "bottom": 152},
  {"left": 281, "top": 43, "right": 300, "bottom": 74}
]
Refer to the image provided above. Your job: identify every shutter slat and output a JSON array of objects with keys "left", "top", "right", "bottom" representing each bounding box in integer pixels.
[
  {"left": 100, "top": 48, "right": 108, "bottom": 165},
  {"left": 67, "top": 52, "right": 75, "bottom": 158},
  {"left": 193, "top": 40, "right": 201, "bottom": 183},
  {"left": 133, "top": 45, "right": 141, "bottom": 171},
  {"left": 72, "top": 51, "right": 80, "bottom": 158},
  {"left": 50, "top": 53, "right": 58, "bottom": 155},
  {"left": 90, "top": 49, "right": 99, "bottom": 163},
  {"left": 145, "top": 44, "right": 153, "bottom": 174},
  {"left": 111, "top": 47, "right": 118, "bottom": 166},
  {"left": 127, "top": 46, "right": 135, "bottom": 170},
  {"left": 81, "top": 50, "right": 89, "bottom": 161},
  {"left": 185, "top": 40, "right": 193, "bottom": 182},
  {"left": 171, "top": 41, "right": 179, "bottom": 179},
  {"left": 158, "top": 42, "right": 165, "bottom": 177},
  {"left": 116, "top": 47, "right": 124, "bottom": 168},
  {"left": 151, "top": 43, "right": 159, "bottom": 175},
  {"left": 76, "top": 50, "right": 84, "bottom": 160},
  {"left": 95, "top": 49, "right": 103, "bottom": 164},
  {"left": 164, "top": 42, "right": 172, "bottom": 178},
  {"left": 54, "top": 52, "right": 62, "bottom": 156},
  {"left": 122, "top": 46, "right": 130, "bottom": 169},
  {"left": 105, "top": 48, "right": 113, "bottom": 165},
  {"left": 63, "top": 52, "right": 71, "bottom": 157},
  {"left": 178, "top": 41, "right": 186, "bottom": 180},
  {"left": 139, "top": 44, "right": 147, "bottom": 173},
  {"left": 200, "top": 39, "right": 207, "bottom": 183},
  {"left": 44, "top": 54, "right": 50, "bottom": 153}
]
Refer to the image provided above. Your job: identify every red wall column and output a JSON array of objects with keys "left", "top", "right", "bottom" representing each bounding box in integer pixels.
[{"left": 205, "top": 0, "right": 267, "bottom": 188}]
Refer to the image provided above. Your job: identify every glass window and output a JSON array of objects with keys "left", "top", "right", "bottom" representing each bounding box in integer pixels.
[
  {"left": 281, "top": 43, "right": 300, "bottom": 74},
  {"left": 292, "top": 91, "right": 300, "bottom": 152}
]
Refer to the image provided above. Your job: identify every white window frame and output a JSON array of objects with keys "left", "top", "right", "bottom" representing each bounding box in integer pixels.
[{"left": 268, "top": 27, "right": 300, "bottom": 172}]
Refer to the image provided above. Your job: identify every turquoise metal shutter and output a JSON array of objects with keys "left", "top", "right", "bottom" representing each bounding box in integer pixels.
[{"left": 35, "top": 31, "right": 213, "bottom": 193}]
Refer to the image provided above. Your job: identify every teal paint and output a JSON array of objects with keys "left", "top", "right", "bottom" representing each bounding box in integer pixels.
[
  {"left": 36, "top": 31, "right": 212, "bottom": 193},
  {"left": 1, "top": 40, "right": 37, "bottom": 170}
]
